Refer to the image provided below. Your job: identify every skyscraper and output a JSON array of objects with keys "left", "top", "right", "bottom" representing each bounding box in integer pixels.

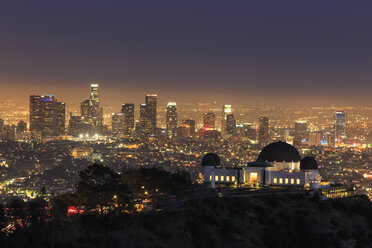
[
  {"left": 166, "top": 102, "right": 177, "bottom": 138},
  {"left": 293, "top": 120, "right": 308, "bottom": 147},
  {"left": 182, "top": 119, "right": 196, "bottom": 137},
  {"left": 80, "top": 99, "right": 90, "bottom": 118},
  {"left": 29, "top": 95, "right": 44, "bottom": 136},
  {"left": 139, "top": 103, "right": 147, "bottom": 135},
  {"left": 112, "top": 113, "right": 125, "bottom": 136},
  {"left": 334, "top": 111, "right": 346, "bottom": 145},
  {"left": 29, "top": 95, "right": 65, "bottom": 137},
  {"left": 226, "top": 113, "right": 236, "bottom": 135},
  {"left": 258, "top": 116, "right": 269, "bottom": 146},
  {"left": 221, "top": 104, "right": 232, "bottom": 134},
  {"left": 121, "top": 104, "right": 135, "bottom": 135},
  {"left": 89, "top": 83, "right": 103, "bottom": 132},
  {"left": 145, "top": 94, "right": 157, "bottom": 135},
  {"left": 203, "top": 113, "right": 215, "bottom": 130}
]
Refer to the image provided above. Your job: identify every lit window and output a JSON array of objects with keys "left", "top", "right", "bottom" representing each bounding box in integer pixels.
[
  {"left": 291, "top": 178, "right": 295, "bottom": 184},
  {"left": 226, "top": 176, "right": 230, "bottom": 181},
  {"left": 232, "top": 176, "right": 236, "bottom": 182},
  {"left": 296, "top": 179, "right": 300, "bottom": 185},
  {"left": 209, "top": 175, "right": 212, "bottom": 181},
  {"left": 273, "top": 178, "right": 278, "bottom": 184},
  {"left": 221, "top": 176, "right": 224, "bottom": 181},
  {"left": 285, "top": 178, "right": 289, "bottom": 184},
  {"left": 215, "top": 176, "right": 219, "bottom": 181},
  {"left": 279, "top": 178, "right": 283, "bottom": 184}
]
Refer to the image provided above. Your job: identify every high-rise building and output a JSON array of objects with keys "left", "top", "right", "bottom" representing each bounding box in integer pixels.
[
  {"left": 258, "top": 116, "right": 269, "bottom": 146},
  {"left": 80, "top": 99, "right": 90, "bottom": 118},
  {"left": 226, "top": 114, "right": 235, "bottom": 135},
  {"left": 293, "top": 121, "right": 308, "bottom": 147},
  {"left": 139, "top": 104, "right": 147, "bottom": 135},
  {"left": 29, "top": 95, "right": 65, "bottom": 137},
  {"left": 309, "top": 132, "right": 322, "bottom": 146},
  {"left": 121, "top": 104, "right": 135, "bottom": 135},
  {"left": 68, "top": 114, "right": 93, "bottom": 137},
  {"left": 56, "top": 102, "right": 66, "bottom": 135},
  {"left": 221, "top": 104, "right": 232, "bottom": 134},
  {"left": 145, "top": 94, "right": 157, "bottom": 135},
  {"left": 29, "top": 95, "right": 44, "bottom": 136},
  {"left": 112, "top": 113, "right": 125, "bottom": 136},
  {"left": 182, "top": 119, "right": 196, "bottom": 137},
  {"left": 334, "top": 111, "right": 346, "bottom": 145},
  {"left": 17, "top": 120, "right": 27, "bottom": 133},
  {"left": 203, "top": 113, "right": 215, "bottom": 130},
  {"left": 89, "top": 83, "right": 103, "bottom": 132},
  {"left": 166, "top": 102, "right": 177, "bottom": 138}
]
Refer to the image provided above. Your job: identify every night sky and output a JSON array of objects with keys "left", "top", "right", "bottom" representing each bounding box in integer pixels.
[{"left": 0, "top": 0, "right": 372, "bottom": 105}]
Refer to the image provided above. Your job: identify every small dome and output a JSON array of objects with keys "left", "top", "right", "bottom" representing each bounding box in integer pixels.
[
  {"left": 300, "top": 157, "right": 318, "bottom": 170},
  {"left": 201, "top": 153, "right": 221, "bottom": 166},
  {"left": 257, "top": 141, "right": 301, "bottom": 162}
]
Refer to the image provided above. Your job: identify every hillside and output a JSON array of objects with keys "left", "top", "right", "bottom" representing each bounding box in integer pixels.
[{"left": 2, "top": 194, "right": 372, "bottom": 248}]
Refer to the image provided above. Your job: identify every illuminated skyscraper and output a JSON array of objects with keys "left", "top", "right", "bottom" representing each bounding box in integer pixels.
[
  {"left": 203, "top": 113, "right": 215, "bottom": 130},
  {"left": 182, "top": 119, "right": 196, "bottom": 137},
  {"left": 226, "top": 113, "right": 235, "bottom": 135},
  {"left": 29, "top": 95, "right": 44, "bottom": 136},
  {"left": 145, "top": 94, "right": 157, "bottom": 135},
  {"left": 258, "top": 116, "right": 269, "bottom": 146},
  {"left": 221, "top": 104, "right": 232, "bottom": 133},
  {"left": 80, "top": 99, "right": 90, "bottom": 118},
  {"left": 334, "top": 111, "right": 346, "bottom": 145},
  {"left": 29, "top": 95, "right": 65, "bottom": 137},
  {"left": 56, "top": 102, "right": 66, "bottom": 135},
  {"left": 139, "top": 103, "right": 147, "bottom": 135},
  {"left": 166, "top": 102, "right": 177, "bottom": 138},
  {"left": 121, "top": 104, "right": 135, "bottom": 135},
  {"left": 293, "top": 120, "right": 307, "bottom": 147},
  {"left": 112, "top": 113, "right": 125, "bottom": 136}
]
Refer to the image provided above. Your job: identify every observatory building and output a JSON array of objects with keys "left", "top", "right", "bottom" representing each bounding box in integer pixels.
[{"left": 202, "top": 141, "right": 319, "bottom": 187}]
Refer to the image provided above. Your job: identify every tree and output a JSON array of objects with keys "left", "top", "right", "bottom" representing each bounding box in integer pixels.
[
  {"left": 77, "top": 163, "right": 129, "bottom": 213},
  {"left": 28, "top": 197, "right": 48, "bottom": 224}
]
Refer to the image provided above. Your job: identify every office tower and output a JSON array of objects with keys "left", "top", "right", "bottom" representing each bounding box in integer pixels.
[
  {"left": 309, "top": 132, "right": 322, "bottom": 146},
  {"left": 29, "top": 95, "right": 65, "bottom": 137},
  {"left": 121, "top": 104, "right": 135, "bottom": 135},
  {"left": 112, "top": 113, "right": 125, "bottom": 136},
  {"left": 258, "top": 116, "right": 269, "bottom": 146},
  {"left": 226, "top": 113, "right": 235, "bottom": 134},
  {"left": 68, "top": 114, "right": 92, "bottom": 136},
  {"left": 182, "top": 119, "right": 196, "bottom": 137},
  {"left": 293, "top": 120, "right": 308, "bottom": 147},
  {"left": 334, "top": 111, "right": 346, "bottom": 145},
  {"left": 166, "top": 102, "right": 177, "bottom": 138},
  {"left": 203, "top": 113, "right": 215, "bottom": 130},
  {"left": 145, "top": 94, "right": 157, "bottom": 135},
  {"left": 56, "top": 102, "right": 66, "bottom": 135},
  {"left": 221, "top": 104, "right": 232, "bottom": 134},
  {"left": 29, "top": 95, "right": 44, "bottom": 135},
  {"left": 81, "top": 99, "right": 90, "bottom": 118},
  {"left": 139, "top": 104, "right": 147, "bottom": 135}
]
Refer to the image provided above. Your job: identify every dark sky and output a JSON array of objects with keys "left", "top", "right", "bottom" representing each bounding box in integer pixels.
[{"left": 0, "top": 0, "right": 372, "bottom": 105}]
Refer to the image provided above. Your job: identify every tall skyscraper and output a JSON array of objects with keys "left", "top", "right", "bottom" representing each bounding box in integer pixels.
[
  {"left": 334, "top": 111, "right": 346, "bottom": 145},
  {"left": 121, "top": 104, "right": 135, "bottom": 135},
  {"left": 258, "top": 116, "right": 269, "bottom": 146},
  {"left": 145, "top": 94, "right": 157, "bottom": 135},
  {"left": 293, "top": 120, "right": 308, "bottom": 147},
  {"left": 182, "top": 119, "right": 196, "bottom": 137},
  {"left": 166, "top": 102, "right": 177, "bottom": 138},
  {"left": 112, "top": 113, "right": 125, "bottom": 136},
  {"left": 203, "top": 113, "right": 215, "bottom": 130},
  {"left": 29, "top": 95, "right": 44, "bottom": 136},
  {"left": 221, "top": 104, "right": 232, "bottom": 134},
  {"left": 29, "top": 95, "right": 65, "bottom": 137},
  {"left": 89, "top": 83, "right": 103, "bottom": 132},
  {"left": 80, "top": 99, "right": 90, "bottom": 118},
  {"left": 226, "top": 113, "right": 236, "bottom": 135},
  {"left": 139, "top": 104, "right": 147, "bottom": 135}
]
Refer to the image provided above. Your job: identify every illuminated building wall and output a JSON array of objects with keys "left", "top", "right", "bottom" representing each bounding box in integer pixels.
[
  {"left": 258, "top": 116, "right": 269, "bottom": 146},
  {"left": 121, "top": 103, "right": 135, "bottom": 135},
  {"left": 166, "top": 102, "right": 177, "bottom": 138}
]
